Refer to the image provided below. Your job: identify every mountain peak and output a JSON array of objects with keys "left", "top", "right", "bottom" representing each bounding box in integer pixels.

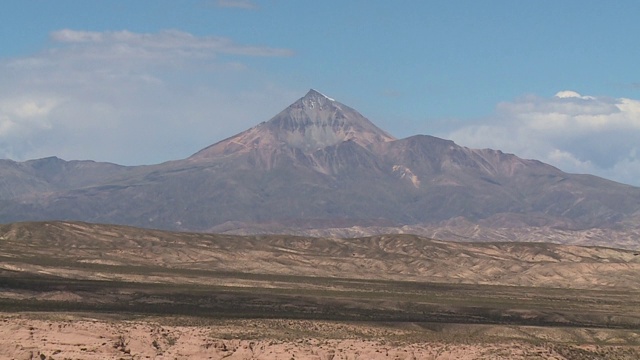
[
  {"left": 268, "top": 90, "right": 395, "bottom": 150},
  {"left": 305, "top": 88, "right": 335, "bottom": 101},
  {"left": 190, "top": 90, "right": 396, "bottom": 160},
  {"left": 290, "top": 89, "right": 337, "bottom": 112}
]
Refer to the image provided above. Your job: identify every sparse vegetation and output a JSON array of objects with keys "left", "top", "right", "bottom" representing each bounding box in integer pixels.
[{"left": 1, "top": 221, "right": 639, "bottom": 358}]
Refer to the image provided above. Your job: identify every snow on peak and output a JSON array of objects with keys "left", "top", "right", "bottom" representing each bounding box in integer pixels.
[{"left": 308, "top": 89, "right": 335, "bottom": 101}]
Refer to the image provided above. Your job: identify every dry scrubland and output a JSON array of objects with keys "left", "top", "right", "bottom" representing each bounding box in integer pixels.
[
  {"left": 1, "top": 221, "right": 640, "bottom": 359},
  {"left": 3, "top": 315, "right": 640, "bottom": 360}
]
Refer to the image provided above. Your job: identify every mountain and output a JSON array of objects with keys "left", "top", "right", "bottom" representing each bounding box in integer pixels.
[
  {"left": 0, "top": 157, "right": 129, "bottom": 199},
  {"left": 191, "top": 89, "right": 395, "bottom": 162},
  {"left": 1, "top": 90, "right": 640, "bottom": 247}
]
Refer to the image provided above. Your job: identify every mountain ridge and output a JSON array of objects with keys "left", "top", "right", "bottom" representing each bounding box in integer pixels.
[{"left": 1, "top": 89, "right": 639, "bottom": 248}]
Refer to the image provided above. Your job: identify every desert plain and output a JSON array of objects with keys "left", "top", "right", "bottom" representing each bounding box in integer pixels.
[{"left": 1, "top": 221, "right": 640, "bottom": 359}]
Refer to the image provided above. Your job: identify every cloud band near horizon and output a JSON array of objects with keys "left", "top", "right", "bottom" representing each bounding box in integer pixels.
[{"left": 1, "top": 28, "right": 639, "bottom": 186}]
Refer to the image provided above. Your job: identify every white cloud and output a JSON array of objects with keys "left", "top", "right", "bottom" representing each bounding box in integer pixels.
[
  {"left": 554, "top": 90, "right": 594, "bottom": 100},
  {"left": 446, "top": 91, "right": 640, "bottom": 186},
  {"left": 546, "top": 149, "right": 593, "bottom": 172},
  {"left": 48, "top": 29, "right": 293, "bottom": 59},
  {"left": 0, "top": 96, "right": 61, "bottom": 140},
  {"left": 0, "top": 29, "right": 297, "bottom": 165},
  {"left": 10, "top": 98, "right": 61, "bottom": 118}
]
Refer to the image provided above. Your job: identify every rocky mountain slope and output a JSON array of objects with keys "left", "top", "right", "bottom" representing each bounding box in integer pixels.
[{"left": 1, "top": 90, "right": 639, "bottom": 247}]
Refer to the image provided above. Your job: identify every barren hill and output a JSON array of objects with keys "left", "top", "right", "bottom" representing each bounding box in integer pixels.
[
  {"left": 2, "top": 221, "right": 640, "bottom": 359},
  {"left": 2, "top": 221, "right": 639, "bottom": 290}
]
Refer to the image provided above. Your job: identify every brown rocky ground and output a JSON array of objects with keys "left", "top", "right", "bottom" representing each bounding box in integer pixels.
[
  {"left": 1, "top": 221, "right": 639, "bottom": 290},
  {"left": 2, "top": 314, "right": 640, "bottom": 360},
  {"left": 2, "top": 221, "right": 640, "bottom": 359}
]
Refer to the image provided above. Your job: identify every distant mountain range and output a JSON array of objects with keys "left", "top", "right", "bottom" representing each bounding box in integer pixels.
[{"left": 2, "top": 90, "right": 639, "bottom": 248}]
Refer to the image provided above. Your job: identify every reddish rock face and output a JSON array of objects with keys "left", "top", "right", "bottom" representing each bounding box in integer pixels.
[{"left": 189, "top": 89, "right": 395, "bottom": 161}]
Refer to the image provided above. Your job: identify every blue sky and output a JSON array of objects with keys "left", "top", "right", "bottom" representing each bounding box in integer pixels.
[{"left": 1, "top": 0, "right": 640, "bottom": 185}]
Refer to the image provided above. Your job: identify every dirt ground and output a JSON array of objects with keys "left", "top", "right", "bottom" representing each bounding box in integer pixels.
[
  {"left": 2, "top": 223, "right": 640, "bottom": 359},
  {"left": 2, "top": 313, "right": 639, "bottom": 360}
]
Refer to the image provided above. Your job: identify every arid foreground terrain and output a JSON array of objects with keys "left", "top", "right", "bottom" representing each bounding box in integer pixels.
[{"left": 1, "top": 221, "right": 640, "bottom": 359}]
